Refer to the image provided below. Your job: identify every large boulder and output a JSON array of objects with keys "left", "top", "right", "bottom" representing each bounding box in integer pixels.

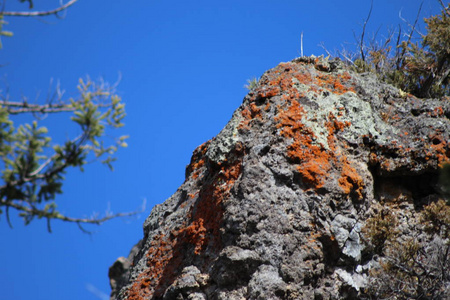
[{"left": 110, "top": 56, "right": 450, "bottom": 300}]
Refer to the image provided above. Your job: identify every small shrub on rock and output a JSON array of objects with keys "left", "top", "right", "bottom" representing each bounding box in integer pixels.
[
  {"left": 361, "top": 209, "right": 398, "bottom": 255},
  {"left": 351, "top": 2, "right": 450, "bottom": 98}
]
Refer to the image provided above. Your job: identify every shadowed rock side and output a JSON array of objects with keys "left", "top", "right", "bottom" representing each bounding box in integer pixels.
[{"left": 110, "top": 57, "right": 450, "bottom": 300}]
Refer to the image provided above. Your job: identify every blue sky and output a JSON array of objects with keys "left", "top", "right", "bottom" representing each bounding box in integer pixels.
[{"left": 0, "top": 0, "right": 442, "bottom": 299}]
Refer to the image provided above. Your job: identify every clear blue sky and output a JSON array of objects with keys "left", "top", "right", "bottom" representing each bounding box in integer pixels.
[{"left": 0, "top": 0, "right": 442, "bottom": 299}]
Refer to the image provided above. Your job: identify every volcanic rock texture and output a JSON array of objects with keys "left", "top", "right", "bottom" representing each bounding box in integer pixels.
[{"left": 110, "top": 57, "right": 450, "bottom": 299}]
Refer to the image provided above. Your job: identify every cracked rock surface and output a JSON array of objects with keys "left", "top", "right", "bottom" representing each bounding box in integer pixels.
[{"left": 110, "top": 57, "right": 450, "bottom": 300}]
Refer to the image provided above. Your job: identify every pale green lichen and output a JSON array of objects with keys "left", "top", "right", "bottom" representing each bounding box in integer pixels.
[{"left": 206, "top": 110, "right": 243, "bottom": 164}]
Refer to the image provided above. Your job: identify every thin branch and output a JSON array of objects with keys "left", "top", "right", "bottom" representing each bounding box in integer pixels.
[
  {"left": 438, "top": 0, "right": 450, "bottom": 17},
  {"left": 337, "top": 45, "right": 357, "bottom": 65},
  {"left": 1, "top": 0, "right": 79, "bottom": 17},
  {"left": 360, "top": 0, "right": 374, "bottom": 62},
  {"left": 340, "top": 51, "right": 356, "bottom": 65},
  {"left": 5, "top": 204, "right": 12, "bottom": 228},
  {"left": 368, "top": 24, "right": 383, "bottom": 51},
  {"left": 399, "top": 2, "right": 424, "bottom": 40},
  {"left": 28, "top": 157, "right": 53, "bottom": 177},
  {"left": 395, "top": 2, "right": 423, "bottom": 71},
  {"left": 6, "top": 104, "right": 76, "bottom": 114},
  {"left": 318, "top": 42, "right": 332, "bottom": 58},
  {"left": 408, "top": 1, "right": 423, "bottom": 42},
  {"left": 0, "top": 197, "right": 144, "bottom": 231},
  {"left": 1, "top": 99, "right": 111, "bottom": 114},
  {"left": 395, "top": 24, "right": 403, "bottom": 69}
]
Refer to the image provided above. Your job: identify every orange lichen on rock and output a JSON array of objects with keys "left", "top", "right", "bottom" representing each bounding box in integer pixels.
[
  {"left": 127, "top": 233, "right": 177, "bottom": 299},
  {"left": 317, "top": 72, "right": 355, "bottom": 95},
  {"left": 338, "top": 160, "right": 365, "bottom": 200},
  {"left": 191, "top": 160, "right": 205, "bottom": 179},
  {"left": 325, "top": 113, "right": 364, "bottom": 199},
  {"left": 276, "top": 99, "right": 306, "bottom": 138},
  {"left": 178, "top": 219, "right": 206, "bottom": 255},
  {"left": 276, "top": 100, "right": 332, "bottom": 188},
  {"left": 428, "top": 133, "right": 450, "bottom": 166},
  {"left": 192, "top": 143, "right": 244, "bottom": 249},
  {"left": 126, "top": 143, "right": 244, "bottom": 299},
  {"left": 258, "top": 86, "right": 280, "bottom": 98},
  {"left": 244, "top": 62, "right": 362, "bottom": 194},
  {"left": 186, "top": 142, "right": 209, "bottom": 179},
  {"left": 240, "top": 101, "right": 263, "bottom": 129},
  {"left": 430, "top": 106, "right": 444, "bottom": 117},
  {"left": 294, "top": 72, "right": 313, "bottom": 85},
  {"left": 326, "top": 112, "right": 351, "bottom": 135},
  {"left": 275, "top": 97, "right": 364, "bottom": 197}
]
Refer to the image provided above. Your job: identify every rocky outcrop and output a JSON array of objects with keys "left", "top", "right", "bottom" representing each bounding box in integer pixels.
[{"left": 110, "top": 56, "right": 450, "bottom": 299}]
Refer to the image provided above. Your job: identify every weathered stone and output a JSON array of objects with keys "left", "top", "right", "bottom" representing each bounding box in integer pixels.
[
  {"left": 109, "top": 240, "right": 143, "bottom": 300},
  {"left": 110, "top": 56, "right": 450, "bottom": 300},
  {"left": 331, "top": 214, "right": 356, "bottom": 249},
  {"left": 342, "top": 222, "right": 362, "bottom": 262},
  {"left": 163, "top": 266, "right": 203, "bottom": 299},
  {"left": 247, "top": 265, "right": 286, "bottom": 299}
]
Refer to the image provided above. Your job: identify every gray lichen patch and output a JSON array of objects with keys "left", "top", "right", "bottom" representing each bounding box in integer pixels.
[{"left": 205, "top": 110, "right": 243, "bottom": 164}]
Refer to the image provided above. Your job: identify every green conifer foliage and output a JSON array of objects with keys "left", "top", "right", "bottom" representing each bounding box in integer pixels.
[
  {"left": 0, "top": 79, "right": 130, "bottom": 232},
  {"left": 0, "top": 0, "right": 139, "bottom": 232}
]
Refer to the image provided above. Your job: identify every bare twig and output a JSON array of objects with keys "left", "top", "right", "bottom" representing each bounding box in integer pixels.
[
  {"left": 3, "top": 101, "right": 76, "bottom": 114},
  {"left": 318, "top": 42, "right": 332, "bottom": 57},
  {"left": 28, "top": 157, "right": 53, "bottom": 177},
  {"left": 0, "top": 74, "right": 120, "bottom": 115},
  {"left": 398, "top": 2, "right": 424, "bottom": 39},
  {"left": 1, "top": 98, "right": 111, "bottom": 114},
  {"left": 340, "top": 51, "right": 356, "bottom": 65},
  {"left": 393, "top": 3, "right": 423, "bottom": 71},
  {"left": 438, "top": 0, "right": 450, "bottom": 16},
  {"left": 408, "top": 2, "right": 423, "bottom": 41},
  {"left": 360, "top": 0, "right": 374, "bottom": 62},
  {"left": 337, "top": 45, "right": 358, "bottom": 65},
  {"left": 0, "top": 197, "right": 145, "bottom": 233},
  {"left": 395, "top": 24, "right": 403, "bottom": 69},
  {"left": 1, "top": 0, "right": 80, "bottom": 17}
]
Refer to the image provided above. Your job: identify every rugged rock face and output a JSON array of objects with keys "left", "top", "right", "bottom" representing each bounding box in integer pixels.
[{"left": 109, "top": 57, "right": 450, "bottom": 299}]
